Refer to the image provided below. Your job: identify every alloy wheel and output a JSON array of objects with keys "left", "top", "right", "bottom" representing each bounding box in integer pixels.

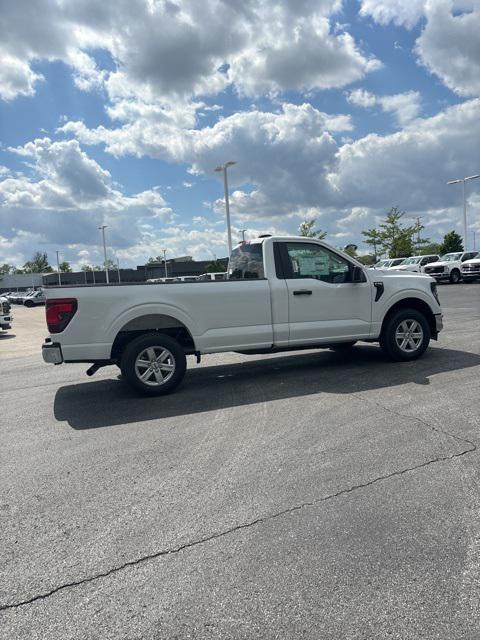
[
  {"left": 134, "top": 346, "right": 176, "bottom": 386},
  {"left": 395, "top": 319, "right": 424, "bottom": 353}
]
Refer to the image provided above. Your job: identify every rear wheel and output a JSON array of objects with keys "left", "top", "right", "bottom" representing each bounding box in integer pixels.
[
  {"left": 380, "top": 309, "right": 430, "bottom": 361},
  {"left": 24, "top": 299, "right": 34, "bottom": 307},
  {"left": 120, "top": 333, "right": 186, "bottom": 396},
  {"left": 449, "top": 269, "right": 461, "bottom": 284}
]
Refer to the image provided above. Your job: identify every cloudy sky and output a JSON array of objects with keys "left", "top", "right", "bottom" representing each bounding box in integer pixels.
[{"left": 1, "top": 0, "right": 480, "bottom": 269}]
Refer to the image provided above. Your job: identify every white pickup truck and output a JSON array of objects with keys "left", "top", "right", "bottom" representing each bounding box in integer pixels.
[
  {"left": 423, "top": 251, "right": 478, "bottom": 283},
  {"left": 42, "top": 236, "right": 443, "bottom": 396},
  {"left": 0, "top": 296, "right": 12, "bottom": 332}
]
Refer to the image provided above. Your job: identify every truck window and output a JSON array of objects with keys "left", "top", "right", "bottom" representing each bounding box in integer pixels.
[
  {"left": 283, "top": 242, "right": 352, "bottom": 284},
  {"left": 228, "top": 243, "right": 265, "bottom": 279}
]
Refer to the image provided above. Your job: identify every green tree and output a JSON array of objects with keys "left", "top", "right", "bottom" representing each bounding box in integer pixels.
[
  {"left": 22, "top": 251, "right": 53, "bottom": 273},
  {"left": 81, "top": 264, "right": 101, "bottom": 272},
  {"left": 104, "top": 259, "right": 117, "bottom": 270},
  {"left": 361, "top": 228, "right": 382, "bottom": 261},
  {"left": 417, "top": 242, "right": 442, "bottom": 256},
  {"left": 377, "top": 207, "right": 423, "bottom": 258},
  {"left": 206, "top": 259, "right": 226, "bottom": 273},
  {"left": 440, "top": 230, "right": 463, "bottom": 254},
  {"left": 299, "top": 219, "right": 327, "bottom": 239},
  {"left": 356, "top": 254, "right": 376, "bottom": 266},
  {"left": 58, "top": 261, "right": 72, "bottom": 273},
  {"left": 0, "top": 263, "right": 16, "bottom": 275}
]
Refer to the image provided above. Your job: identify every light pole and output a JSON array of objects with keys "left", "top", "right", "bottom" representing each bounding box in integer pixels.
[
  {"left": 55, "top": 250, "right": 61, "bottom": 285},
  {"left": 162, "top": 249, "right": 168, "bottom": 278},
  {"left": 215, "top": 161, "right": 236, "bottom": 256},
  {"left": 98, "top": 225, "right": 109, "bottom": 283},
  {"left": 408, "top": 216, "right": 423, "bottom": 244},
  {"left": 447, "top": 174, "right": 480, "bottom": 250},
  {"left": 240, "top": 229, "right": 247, "bottom": 242}
]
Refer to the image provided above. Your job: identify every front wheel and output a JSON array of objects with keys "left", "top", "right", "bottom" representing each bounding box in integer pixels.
[
  {"left": 380, "top": 309, "right": 430, "bottom": 361},
  {"left": 449, "top": 269, "right": 461, "bottom": 284},
  {"left": 120, "top": 333, "right": 187, "bottom": 396},
  {"left": 24, "top": 299, "right": 34, "bottom": 307}
]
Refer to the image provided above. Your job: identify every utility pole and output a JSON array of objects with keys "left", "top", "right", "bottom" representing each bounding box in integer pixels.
[
  {"left": 215, "top": 161, "right": 236, "bottom": 256},
  {"left": 408, "top": 216, "right": 423, "bottom": 244},
  {"left": 163, "top": 249, "right": 168, "bottom": 278},
  {"left": 447, "top": 174, "right": 480, "bottom": 251},
  {"left": 474, "top": 230, "right": 477, "bottom": 251},
  {"left": 117, "top": 257, "right": 121, "bottom": 283},
  {"left": 99, "top": 225, "right": 109, "bottom": 283},
  {"left": 55, "top": 250, "right": 61, "bottom": 285}
]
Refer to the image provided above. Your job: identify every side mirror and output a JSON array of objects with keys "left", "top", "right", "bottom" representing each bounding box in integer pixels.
[{"left": 352, "top": 266, "right": 365, "bottom": 282}]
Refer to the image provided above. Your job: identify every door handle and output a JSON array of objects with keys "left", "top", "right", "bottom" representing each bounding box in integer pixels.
[{"left": 293, "top": 290, "right": 312, "bottom": 295}]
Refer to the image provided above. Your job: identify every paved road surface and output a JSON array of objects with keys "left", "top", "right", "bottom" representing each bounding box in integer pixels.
[{"left": 1, "top": 285, "right": 480, "bottom": 639}]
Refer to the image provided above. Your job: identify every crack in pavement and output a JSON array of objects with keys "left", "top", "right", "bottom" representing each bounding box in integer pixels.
[{"left": 1, "top": 416, "right": 476, "bottom": 614}]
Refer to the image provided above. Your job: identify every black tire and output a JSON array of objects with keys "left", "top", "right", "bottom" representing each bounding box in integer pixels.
[
  {"left": 330, "top": 341, "right": 357, "bottom": 351},
  {"left": 24, "top": 299, "right": 34, "bottom": 307},
  {"left": 380, "top": 308, "right": 430, "bottom": 362},
  {"left": 449, "top": 269, "right": 461, "bottom": 284},
  {"left": 120, "top": 333, "right": 187, "bottom": 396}
]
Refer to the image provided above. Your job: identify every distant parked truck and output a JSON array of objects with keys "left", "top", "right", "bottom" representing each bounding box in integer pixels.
[
  {"left": 0, "top": 296, "right": 12, "bottom": 331},
  {"left": 461, "top": 255, "right": 480, "bottom": 282},
  {"left": 42, "top": 235, "right": 443, "bottom": 396},
  {"left": 393, "top": 255, "right": 440, "bottom": 273},
  {"left": 424, "top": 251, "right": 478, "bottom": 283},
  {"left": 23, "top": 289, "right": 46, "bottom": 307}
]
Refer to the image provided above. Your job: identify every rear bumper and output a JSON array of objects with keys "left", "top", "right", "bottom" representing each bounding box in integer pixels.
[{"left": 42, "top": 341, "right": 64, "bottom": 364}]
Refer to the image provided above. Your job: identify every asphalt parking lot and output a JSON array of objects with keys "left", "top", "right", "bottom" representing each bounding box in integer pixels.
[{"left": 1, "top": 284, "right": 480, "bottom": 639}]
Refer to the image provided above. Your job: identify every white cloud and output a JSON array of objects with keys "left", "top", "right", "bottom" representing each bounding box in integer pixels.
[
  {"left": 347, "top": 88, "right": 377, "bottom": 108},
  {"left": 0, "top": 0, "right": 382, "bottom": 102},
  {"left": 347, "top": 89, "right": 421, "bottom": 126},
  {"left": 0, "top": 51, "right": 44, "bottom": 101},
  {"left": 333, "top": 98, "right": 480, "bottom": 215},
  {"left": 416, "top": 1, "right": 480, "bottom": 97},
  {"left": 359, "top": 0, "right": 427, "bottom": 28},
  {"left": 360, "top": 1, "right": 480, "bottom": 97},
  {"left": 378, "top": 91, "right": 421, "bottom": 126}
]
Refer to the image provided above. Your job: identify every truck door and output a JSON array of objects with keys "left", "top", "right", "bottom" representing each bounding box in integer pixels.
[{"left": 277, "top": 241, "right": 372, "bottom": 345}]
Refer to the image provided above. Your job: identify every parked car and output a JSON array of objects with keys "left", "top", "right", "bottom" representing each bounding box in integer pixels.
[
  {"left": 42, "top": 235, "right": 443, "bottom": 396},
  {"left": 394, "top": 255, "right": 440, "bottom": 273},
  {"left": 197, "top": 272, "right": 228, "bottom": 281},
  {"left": 373, "top": 259, "right": 393, "bottom": 268},
  {"left": 146, "top": 277, "right": 180, "bottom": 284},
  {"left": 461, "top": 255, "right": 480, "bottom": 282},
  {"left": 0, "top": 296, "right": 12, "bottom": 331},
  {"left": 24, "top": 289, "right": 46, "bottom": 307},
  {"left": 8, "top": 290, "right": 31, "bottom": 304},
  {"left": 385, "top": 258, "right": 408, "bottom": 270},
  {"left": 423, "top": 251, "right": 479, "bottom": 283}
]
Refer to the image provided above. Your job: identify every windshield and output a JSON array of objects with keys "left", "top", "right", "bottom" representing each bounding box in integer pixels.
[
  {"left": 391, "top": 259, "right": 406, "bottom": 266},
  {"left": 375, "top": 259, "right": 391, "bottom": 268},
  {"left": 228, "top": 242, "right": 264, "bottom": 279},
  {"left": 403, "top": 257, "right": 422, "bottom": 265},
  {"left": 441, "top": 253, "right": 462, "bottom": 262}
]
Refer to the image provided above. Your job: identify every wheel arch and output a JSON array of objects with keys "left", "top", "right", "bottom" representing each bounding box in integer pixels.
[
  {"left": 111, "top": 313, "right": 196, "bottom": 360},
  {"left": 381, "top": 297, "right": 437, "bottom": 339}
]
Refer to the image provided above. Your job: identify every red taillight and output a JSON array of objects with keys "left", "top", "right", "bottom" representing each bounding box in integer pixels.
[{"left": 46, "top": 298, "right": 78, "bottom": 334}]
